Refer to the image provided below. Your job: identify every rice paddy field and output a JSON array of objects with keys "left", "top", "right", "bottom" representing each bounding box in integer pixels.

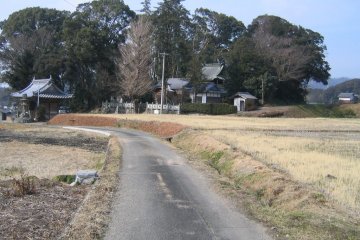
[{"left": 99, "top": 114, "right": 360, "bottom": 212}]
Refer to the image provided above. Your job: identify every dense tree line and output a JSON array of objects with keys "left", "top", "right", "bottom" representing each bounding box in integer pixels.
[{"left": 0, "top": 0, "right": 330, "bottom": 110}]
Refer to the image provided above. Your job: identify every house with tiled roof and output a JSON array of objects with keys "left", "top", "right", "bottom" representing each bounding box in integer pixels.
[
  {"left": 190, "top": 63, "right": 227, "bottom": 103},
  {"left": 153, "top": 63, "right": 227, "bottom": 104},
  {"left": 338, "top": 92, "right": 358, "bottom": 104},
  {"left": 11, "top": 77, "right": 72, "bottom": 120}
]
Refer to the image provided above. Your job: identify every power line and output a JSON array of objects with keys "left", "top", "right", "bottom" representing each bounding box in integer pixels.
[{"left": 62, "top": 0, "right": 76, "bottom": 8}]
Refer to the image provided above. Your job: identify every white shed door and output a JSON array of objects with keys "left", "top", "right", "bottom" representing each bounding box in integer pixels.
[{"left": 202, "top": 94, "right": 207, "bottom": 104}]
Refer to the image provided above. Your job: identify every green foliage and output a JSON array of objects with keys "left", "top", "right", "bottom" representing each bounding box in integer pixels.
[
  {"left": 53, "top": 175, "right": 76, "bottom": 184},
  {"left": 152, "top": 0, "right": 192, "bottom": 78},
  {"left": 192, "top": 8, "right": 246, "bottom": 62},
  {"left": 226, "top": 15, "right": 330, "bottom": 103},
  {"left": 294, "top": 104, "right": 356, "bottom": 118},
  {"left": 0, "top": 2, "right": 331, "bottom": 107},
  {"left": 181, "top": 103, "right": 237, "bottom": 115},
  {"left": 0, "top": 7, "right": 69, "bottom": 90},
  {"left": 140, "top": 0, "right": 152, "bottom": 15},
  {"left": 207, "top": 152, "right": 222, "bottom": 174},
  {"left": 62, "top": 0, "right": 135, "bottom": 110},
  {"left": 200, "top": 150, "right": 233, "bottom": 175},
  {"left": 36, "top": 105, "right": 47, "bottom": 121}
]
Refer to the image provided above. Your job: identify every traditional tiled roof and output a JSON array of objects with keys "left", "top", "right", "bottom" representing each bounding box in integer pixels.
[
  {"left": 202, "top": 63, "right": 225, "bottom": 81},
  {"left": 11, "top": 78, "right": 72, "bottom": 99},
  {"left": 199, "top": 82, "right": 227, "bottom": 94},
  {"left": 230, "top": 92, "right": 258, "bottom": 99},
  {"left": 338, "top": 92, "right": 355, "bottom": 98},
  {"left": 167, "top": 78, "right": 190, "bottom": 90}
]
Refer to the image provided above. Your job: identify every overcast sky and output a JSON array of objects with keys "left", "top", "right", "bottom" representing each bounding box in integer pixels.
[{"left": 1, "top": 0, "right": 359, "bottom": 79}]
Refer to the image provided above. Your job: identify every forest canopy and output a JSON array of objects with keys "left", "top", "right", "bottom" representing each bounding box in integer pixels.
[{"left": 0, "top": 0, "right": 330, "bottom": 109}]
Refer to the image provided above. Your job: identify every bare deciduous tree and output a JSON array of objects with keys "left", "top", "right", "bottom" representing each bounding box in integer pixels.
[
  {"left": 252, "top": 22, "right": 313, "bottom": 82},
  {"left": 117, "top": 16, "right": 153, "bottom": 102}
]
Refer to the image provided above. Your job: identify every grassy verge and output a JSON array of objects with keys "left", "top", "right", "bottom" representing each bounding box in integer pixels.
[
  {"left": 60, "top": 136, "right": 121, "bottom": 239},
  {"left": 338, "top": 103, "right": 360, "bottom": 117},
  {"left": 172, "top": 130, "right": 360, "bottom": 240},
  {"left": 285, "top": 104, "right": 356, "bottom": 118}
]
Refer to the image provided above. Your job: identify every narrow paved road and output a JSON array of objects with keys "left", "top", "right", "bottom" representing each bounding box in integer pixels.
[{"left": 98, "top": 128, "right": 271, "bottom": 240}]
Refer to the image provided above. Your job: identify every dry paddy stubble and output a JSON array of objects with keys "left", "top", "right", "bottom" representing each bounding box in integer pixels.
[
  {"left": 208, "top": 130, "right": 360, "bottom": 212},
  {"left": 100, "top": 113, "right": 360, "bottom": 131},
  {"left": 0, "top": 141, "right": 104, "bottom": 180},
  {"left": 101, "top": 114, "right": 360, "bottom": 211}
]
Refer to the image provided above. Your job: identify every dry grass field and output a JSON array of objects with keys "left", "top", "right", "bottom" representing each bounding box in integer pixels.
[
  {"left": 97, "top": 113, "right": 360, "bottom": 131},
  {"left": 0, "top": 123, "right": 110, "bottom": 239},
  {"left": 0, "top": 124, "right": 107, "bottom": 180},
  {"left": 208, "top": 129, "right": 360, "bottom": 212},
  {"left": 94, "top": 114, "right": 360, "bottom": 212},
  {"left": 0, "top": 141, "right": 104, "bottom": 180}
]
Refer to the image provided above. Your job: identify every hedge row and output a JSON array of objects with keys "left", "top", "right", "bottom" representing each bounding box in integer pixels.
[{"left": 181, "top": 103, "right": 237, "bottom": 115}]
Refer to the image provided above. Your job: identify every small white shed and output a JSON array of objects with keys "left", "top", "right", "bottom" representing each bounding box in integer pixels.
[{"left": 231, "top": 92, "right": 258, "bottom": 112}]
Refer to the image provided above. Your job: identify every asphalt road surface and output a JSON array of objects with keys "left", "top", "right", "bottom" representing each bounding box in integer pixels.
[{"left": 84, "top": 128, "right": 271, "bottom": 240}]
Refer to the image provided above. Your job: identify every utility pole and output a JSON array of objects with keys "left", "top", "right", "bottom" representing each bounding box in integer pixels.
[
  {"left": 261, "top": 72, "right": 267, "bottom": 105},
  {"left": 160, "top": 53, "right": 168, "bottom": 114},
  {"left": 262, "top": 75, "right": 264, "bottom": 105}
]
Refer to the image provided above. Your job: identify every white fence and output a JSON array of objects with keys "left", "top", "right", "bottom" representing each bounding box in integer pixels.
[
  {"left": 102, "top": 101, "right": 180, "bottom": 114},
  {"left": 146, "top": 103, "right": 180, "bottom": 114}
]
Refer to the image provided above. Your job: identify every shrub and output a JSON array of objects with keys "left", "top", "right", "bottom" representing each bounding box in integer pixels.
[
  {"left": 53, "top": 175, "right": 76, "bottom": 184},
  {"left": 6, "top": 175, "right": 36, "bottom": 197},
  {"left": 36, "top": 105, "right": 47, "bottom": 121},
  {"left": 181, "top": 103, "right": 237, "bottom": 115}
]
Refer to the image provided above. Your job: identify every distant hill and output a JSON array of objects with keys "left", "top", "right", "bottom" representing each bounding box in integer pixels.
[
  {"left": 307, "top": 78, "right": 360, "bottom": 104},
  {"left": 308, "top": 77, "right": 350, "bottom": 89}
]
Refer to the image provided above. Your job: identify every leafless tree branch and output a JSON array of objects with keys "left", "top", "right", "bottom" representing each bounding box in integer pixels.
[
  {"left": 252, "top": 22, "right": 312, "bottom": 82},
  {"left": 117, "top": 16, "right": 153, "bottom": 101}
]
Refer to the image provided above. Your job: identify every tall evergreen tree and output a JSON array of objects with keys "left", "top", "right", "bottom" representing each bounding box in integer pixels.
[
  {"left": 140, "top": 0, "right": 152, "bottom": 15},
  {"left": 152, "top": 0, "right": 192, "bottom": 78},
  {"left": 240, "top": 15, "right": 331, "bottom": 102},
  {"left": 63, "top": 0, "right": 135, "bottom": 110},
  {"left": 0, "top": 7, "right": 69, "bottom": 89},
  {"left": 191, "top": 8, "right": 246, "bottom": 63}
]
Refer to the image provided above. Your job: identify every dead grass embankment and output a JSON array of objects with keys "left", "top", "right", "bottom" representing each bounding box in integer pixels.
[
  {"left": 172, "top": 130, "right": 360, "bottom": 240},
  {"left": 60, "top": 137, "right": 121, "bottom": 239},
  {"left": 339, "top": 103, "right": 360, "bottom": 117}
]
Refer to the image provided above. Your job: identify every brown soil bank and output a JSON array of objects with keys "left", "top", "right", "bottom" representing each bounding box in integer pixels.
[{"left": 49, "top": 114, "right": 186, "bottom": 138}]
